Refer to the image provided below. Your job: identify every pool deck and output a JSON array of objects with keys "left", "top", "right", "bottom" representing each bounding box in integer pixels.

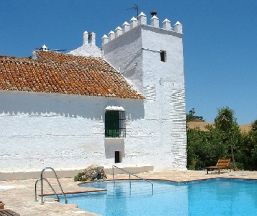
[{"left": 1, "top": 170, "right": 257, "bottom": 216}]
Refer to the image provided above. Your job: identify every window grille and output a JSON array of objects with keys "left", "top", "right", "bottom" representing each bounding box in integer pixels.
[{"left": 105, "top": 110, "right": 126, "bottom": 138}]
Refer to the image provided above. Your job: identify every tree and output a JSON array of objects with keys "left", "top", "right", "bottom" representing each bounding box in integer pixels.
[
  {"left": 250, "top": 120, "right": 257, "bottom": 138},
  {"left": 186, "top": 108, "right": 204, "bottom": 122},
  {"left": 187, "top": 128, "right": 211, "bottom": 169},
  {"left": 186, "top": 106, "right": 257, "bottom": 170},
  {"left": 214, "top": 107, "right": 235, "bottom": 133},
  {"left": 244, "top": 120, "right": 257, "bottom": 170},
  {"left": 214, "top": 107, "right": 241, "bottom": 169}
]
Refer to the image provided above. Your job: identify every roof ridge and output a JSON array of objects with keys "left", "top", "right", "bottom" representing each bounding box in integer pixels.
[
  {"left": 0, "top": 52, "right": 118, "bottom": 74},
  {"left": 35, "top": 51, "right": 121, "bottom": 74},
  {"left": 35, "top": 50, "right": 103, "bottom": 60}
]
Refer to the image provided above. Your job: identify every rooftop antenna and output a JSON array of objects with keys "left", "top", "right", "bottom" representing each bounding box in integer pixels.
[{"left": 128, "top": 4, "right": 139, "bottom": 17}]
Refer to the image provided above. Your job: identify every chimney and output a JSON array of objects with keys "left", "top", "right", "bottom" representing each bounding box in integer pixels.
[
  {"left": 88, "top": 32, "right": 96, "bottom": 46},
  {"left": 138, "top": 12, "right": 147, "bottom": 25},
  {"left": 40, "top": 44, "right": 48, "bottom": 51},
  {"left": 32, "top": 50, "right": 37, "bottom": 59},
  {"left": 151, "top": 15, "right": 159, "bottom": 28},
  {"left": 162, "top": 18, "right": 172, "bottom": 30},
  {"left": 83, "top": 31, "right": 88, "bottom": 45},
  {"left": 150, "top": 11, "right": 157, "bottom": 17}
]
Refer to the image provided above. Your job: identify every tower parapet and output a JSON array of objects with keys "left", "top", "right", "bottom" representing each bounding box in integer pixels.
[
  {"left": 108, "top": 31, "right": 115, "bottom": 41},
  {"left": 115, "top": 26, "right": 122, "bottom": 37},
  {"left": 151, "top": 15, "right": 159, "bottom": 28},
  {"left": 101, "top": 12, "right": 183, "bottom": 45},
  {"left": 174, "top": 21, "right": 183, "bottom": 34},
  {"left": 130, "top": 17, "right": 138, "bottom": 29},
  {"left": 162, "top": 19, "right": 172, "bottom": 30},
  {"left": 138, "top": 12, "right": 147, "bottom": 25},
  {"left": 122, "top": 21, "right": 130, "bottom": 33}
]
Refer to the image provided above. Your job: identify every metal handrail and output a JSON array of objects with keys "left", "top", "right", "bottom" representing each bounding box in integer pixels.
[
  {"left": 112, "top": 165, "right": 153, "bottom": 195},
  {"left": 35, "top": 167, "right": 67, "bottom": 204},
  {"left": 35, "top": 178, "right": 60, "bottom": 202}
]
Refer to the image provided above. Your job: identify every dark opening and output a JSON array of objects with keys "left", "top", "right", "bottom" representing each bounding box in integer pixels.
[
  {"left": 88, "top": 32, "right": 92, "bottom": 44},
  {"left": 150, "top": 11, "right": 157, "bottom": 17},
  {"left": 160, "top": 50, "right": 166, "bottom": 62},
  {"left": 115, "top": 151, "right": 121, "bottom": 163},
  {"left": 105, "top": 110, "right": 126, "bottom": 137}
]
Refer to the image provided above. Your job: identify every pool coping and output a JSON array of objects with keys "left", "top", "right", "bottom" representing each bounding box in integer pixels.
[
  {"left": 78, "top": 176, "right": 257, "bottom": 184},
  {"left": 68, "top": 176, "right": 257, "bottom": 196},
  {"left": 42, "top": 188, "right": 107, "bottom": 196},
  {"left": 42, "top": 176, "right": 257, "bottom": 199}
]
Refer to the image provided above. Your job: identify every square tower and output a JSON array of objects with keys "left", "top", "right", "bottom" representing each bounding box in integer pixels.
[{"left": 102, "top": 12, "right": 186, "bottom": 169}]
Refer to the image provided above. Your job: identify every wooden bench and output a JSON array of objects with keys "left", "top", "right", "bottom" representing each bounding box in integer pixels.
[
  {"left": 0, "top": 209, "right": 20, "bottom": 216},
  {"left": 206, "top": 159, "right": 231, "bottom": 174}
]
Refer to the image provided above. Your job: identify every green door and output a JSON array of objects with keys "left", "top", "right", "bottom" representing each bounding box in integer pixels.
[{"left": 105, "top": 111, "right": 119, "bottom": 137}]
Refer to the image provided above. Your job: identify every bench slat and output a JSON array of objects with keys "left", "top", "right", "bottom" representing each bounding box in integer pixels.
[
  {"left": 0, "top": 210, "right": 20, "bottom": 216},
  {"left": 207, "top": 159, "right": 231, "bottom": 174}
]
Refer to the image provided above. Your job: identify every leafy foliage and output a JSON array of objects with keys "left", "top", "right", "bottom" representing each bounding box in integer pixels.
[
  {"left": 74, "top": 165, "right": 107, "bottom": 182},
  {"left": 186, "top": 108, "right": 204, "bottom": 122},
  {"left": 187, "top": 106, "right": 256, "bottom": 170},
  {"left": 240, "top": 120, "right": 257, "bottom": 170}
]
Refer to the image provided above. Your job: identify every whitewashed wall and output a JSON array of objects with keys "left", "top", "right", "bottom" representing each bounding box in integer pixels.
[
  {"left": 0, "top": 16, "right": 186, "bottom": 172},
  {"left": 0, "top": 91, "right": 147, "bottom": 171},
  {"left": 141, "top": 26, "right": 187, "bottom": 169},
  {"left": 103, "top": 27, "right": 143, "bottom": 93},
  {"left": 0, "top": 88, "right": 185, "bottom": 171},
  {"left": 103, "top": 24, "right": 187, "bottom": 169}
]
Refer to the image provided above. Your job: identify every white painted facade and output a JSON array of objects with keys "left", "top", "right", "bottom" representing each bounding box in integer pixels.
[
  {"left": 102, "top": 14, "right": 186, "bottom": 169},
  {"left": 0, "top": 91, "right": 144, "bottom": 171},
  {"left": 0, "top": 13, "right": 186, "bottom": 172}
]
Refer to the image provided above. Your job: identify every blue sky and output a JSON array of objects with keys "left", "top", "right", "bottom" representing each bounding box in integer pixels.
[{"left": 0, "top": 0, "right": 256, "bottom": 124}]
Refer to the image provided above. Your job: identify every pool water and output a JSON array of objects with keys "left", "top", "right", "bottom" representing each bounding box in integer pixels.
[{"left": 60, "top": 178, "right": 257, "bottom": 216}]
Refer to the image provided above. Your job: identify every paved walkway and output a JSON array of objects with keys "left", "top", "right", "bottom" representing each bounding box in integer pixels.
[{"left": 1, "top": 170, "right": 257, "bottom": 216}]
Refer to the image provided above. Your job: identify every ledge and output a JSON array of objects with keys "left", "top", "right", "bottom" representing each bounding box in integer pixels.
[{"left": 0, "top": 166, "right": 153, "bottom": 180}]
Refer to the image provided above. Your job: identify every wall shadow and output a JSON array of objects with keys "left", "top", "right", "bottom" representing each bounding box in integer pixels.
[{"left": 0, "top": 91, "right": 145, "bottom": 120}]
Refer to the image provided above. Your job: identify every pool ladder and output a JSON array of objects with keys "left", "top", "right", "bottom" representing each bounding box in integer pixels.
[
  {"left": 112, "top": 165, "right": 154, "bottom": 195},
  {"left": 34, "top": 167, "right": 67, "bottom": 204}
]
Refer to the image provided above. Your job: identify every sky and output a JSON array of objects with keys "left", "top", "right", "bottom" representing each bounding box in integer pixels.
[{"left": 0, "top": 0, "right": 257, "bottom": 124}]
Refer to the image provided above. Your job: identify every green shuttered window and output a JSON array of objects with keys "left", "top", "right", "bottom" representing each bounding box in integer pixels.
[{"left": 105, "top": 111, "right": 126, "bottom": 137}]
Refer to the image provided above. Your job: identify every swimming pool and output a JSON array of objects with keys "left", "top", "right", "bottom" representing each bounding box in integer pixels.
[{"left": 60, "top": 178, "right": 257, "bottom": 216}]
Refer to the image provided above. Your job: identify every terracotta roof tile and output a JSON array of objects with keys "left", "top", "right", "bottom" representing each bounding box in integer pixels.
[{"left": 0, "top": 51, "right": 143, "bottom": 99}]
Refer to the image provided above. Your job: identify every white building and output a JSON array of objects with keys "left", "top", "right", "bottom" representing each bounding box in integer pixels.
[{"left": 0, "top": 12, "right": 186, "bottom": 173}]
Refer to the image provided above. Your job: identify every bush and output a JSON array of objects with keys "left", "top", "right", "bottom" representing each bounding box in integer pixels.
[
  {"left": 187, "top": 107, "right": 243, "bottom": 170},
  {"left": 74, "top": 165, "right": 107, "bottom": 182}
]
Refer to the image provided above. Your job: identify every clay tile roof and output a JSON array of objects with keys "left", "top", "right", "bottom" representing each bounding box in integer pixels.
[{"left": 0, "top": 51, "right": 143, "bottom": 99}]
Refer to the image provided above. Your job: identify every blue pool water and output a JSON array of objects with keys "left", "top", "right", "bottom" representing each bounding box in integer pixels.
[{"left": 60, "top": 179, "right": 257, "bottom": 216}]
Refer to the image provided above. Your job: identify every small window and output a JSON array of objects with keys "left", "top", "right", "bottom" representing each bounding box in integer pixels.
[
  {"left": 115, "top": 151, "right": 121, "bottom": 163},
  {"left": 160, "top": 50, "right": 166, "bottom": 62},
  {"left": 105, "top": 110, "right": 126, "bottom": 137}
]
